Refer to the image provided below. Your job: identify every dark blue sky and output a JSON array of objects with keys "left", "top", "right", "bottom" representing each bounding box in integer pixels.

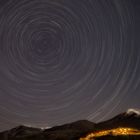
[{"left": 0, "top": 0, "right": 139, "bottom": 131}]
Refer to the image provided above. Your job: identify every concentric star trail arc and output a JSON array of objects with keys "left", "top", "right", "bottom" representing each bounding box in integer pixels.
[{"left": 0, "top": 0, "right": 139, "bottom": 131}]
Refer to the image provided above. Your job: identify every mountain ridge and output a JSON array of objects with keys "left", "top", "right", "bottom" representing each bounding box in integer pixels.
[{"left": 0, "top": 109, "right": 140, "bottom": 140}]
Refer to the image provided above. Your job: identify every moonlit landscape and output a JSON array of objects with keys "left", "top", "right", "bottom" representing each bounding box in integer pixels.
[{"left": 0, "top": 0, "right": 140, "bottom": 140}]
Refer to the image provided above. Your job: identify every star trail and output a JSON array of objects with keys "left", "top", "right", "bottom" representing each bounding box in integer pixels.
[{"left": 0, "top": 0, "right": 139, "bottom": 131}]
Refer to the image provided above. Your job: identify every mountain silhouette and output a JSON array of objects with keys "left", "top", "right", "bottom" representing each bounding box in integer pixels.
[
  {"left": 96, "top": 110, "right": 140, "bottom": 130},
  {"left": 0, "top": 109, "right": 140, "bottom": 140}
]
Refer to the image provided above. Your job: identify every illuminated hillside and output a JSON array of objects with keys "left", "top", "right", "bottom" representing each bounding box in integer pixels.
[{"left": 80, "top": 127, "right": 140, "bottom": 140}]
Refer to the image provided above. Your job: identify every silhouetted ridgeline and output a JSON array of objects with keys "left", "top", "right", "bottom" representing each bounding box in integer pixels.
[{"left": 0, "top": 109, "right": 140, "bottom": 140}]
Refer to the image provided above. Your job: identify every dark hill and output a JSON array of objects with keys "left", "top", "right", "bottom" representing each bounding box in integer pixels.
[
  {"left": 0, "top": 120, "right": 95, "bottom": 140},
  {"left": 96, "top": 112, "right": 140, "bottom": 130},
  {"left": 0, "top": 110, "right": 140, "bottom": 140}
]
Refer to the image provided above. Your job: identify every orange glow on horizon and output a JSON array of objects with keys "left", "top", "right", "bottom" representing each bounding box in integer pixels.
[{"left": 80, "top": 127, "right": 140, "bottom": 140}]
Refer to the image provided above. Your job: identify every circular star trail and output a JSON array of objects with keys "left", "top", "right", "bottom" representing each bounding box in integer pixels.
[{"left": 0, "top": 0, "right": 139, "bottom": 130}]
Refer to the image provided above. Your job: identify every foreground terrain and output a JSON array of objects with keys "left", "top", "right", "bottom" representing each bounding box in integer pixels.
[{"left": 0, "top": 109, "right": 140, "bottom": 140}]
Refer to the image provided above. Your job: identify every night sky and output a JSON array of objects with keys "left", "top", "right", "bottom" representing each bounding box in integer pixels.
[{"left": 0, "top": 0, "right": 140, "bottom": 131}]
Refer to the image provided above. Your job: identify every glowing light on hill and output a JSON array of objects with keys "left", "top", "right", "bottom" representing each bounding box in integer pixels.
[{"left": 80, "top": 127, "right": 140, "bottom": 140}]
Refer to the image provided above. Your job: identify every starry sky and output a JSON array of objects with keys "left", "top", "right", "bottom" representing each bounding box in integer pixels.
[{"left": 0, "top": 0, "right": 140, "bottom": 131}]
